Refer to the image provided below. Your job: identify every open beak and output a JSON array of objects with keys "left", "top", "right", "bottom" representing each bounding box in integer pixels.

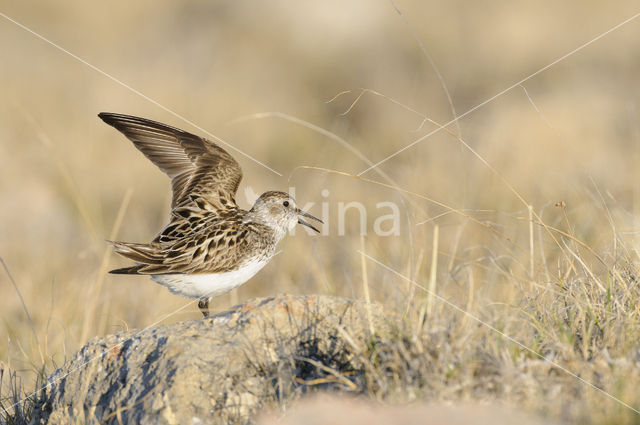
[{"left": 297, "top": 208, "right": 323, "bottom": 233}]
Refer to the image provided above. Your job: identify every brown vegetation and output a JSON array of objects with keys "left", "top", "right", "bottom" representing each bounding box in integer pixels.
[{"left": 2, "top": 1, "right": 640, "bottom": 423}]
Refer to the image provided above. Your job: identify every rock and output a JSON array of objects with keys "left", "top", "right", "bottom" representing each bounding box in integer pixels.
[{"left": 34, "top": 294, "right": 387, "bottom": 425}]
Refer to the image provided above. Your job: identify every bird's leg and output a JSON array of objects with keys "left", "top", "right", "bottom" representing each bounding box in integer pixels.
[{"left": 198, "top": 298, "right": 210, "bottom": 318}]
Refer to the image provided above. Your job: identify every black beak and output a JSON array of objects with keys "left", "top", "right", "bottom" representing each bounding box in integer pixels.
[{"left": 297, "top": 208, "right": 323, "bottom": 233}]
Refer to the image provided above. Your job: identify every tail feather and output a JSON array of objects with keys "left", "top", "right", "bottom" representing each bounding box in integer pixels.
[
  {"left": 109, "top": 240, "right": 167, "bottom": 275},
  {"left": 108, "top": 240, "right": 189, "bottom": 275},
  {"left": 109, "top": 240, "right": 164, "bottom": 265},
  {"left": 109, "top": 265, "right": 144, "bottom": 274}
]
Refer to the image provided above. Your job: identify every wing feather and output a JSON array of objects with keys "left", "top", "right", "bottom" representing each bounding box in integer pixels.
[{"left": 99, "top": 113, "right": 243, "bottom": 208}]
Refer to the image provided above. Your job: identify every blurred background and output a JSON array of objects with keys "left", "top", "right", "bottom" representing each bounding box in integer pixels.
[{"left": 1, "top": 0, "right": 640, "bottom": 411}]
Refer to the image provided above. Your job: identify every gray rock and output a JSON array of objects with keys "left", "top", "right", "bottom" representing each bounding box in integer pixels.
[{"left": 35, "top": 294, "right": 386, "bottom": 425}]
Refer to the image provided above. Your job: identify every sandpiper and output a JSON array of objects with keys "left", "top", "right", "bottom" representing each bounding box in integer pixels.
[{"left": 99, "top": 113, "right": 322, "bottom": 317}]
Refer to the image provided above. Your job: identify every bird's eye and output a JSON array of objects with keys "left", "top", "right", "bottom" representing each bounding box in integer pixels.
[{"left": 283, "top": 201, "right": 289, "bottom": 207}]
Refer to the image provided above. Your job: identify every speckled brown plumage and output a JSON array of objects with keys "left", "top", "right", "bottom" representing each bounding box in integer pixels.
[{"left": 99, "top": 113, "right": 322, "bottom": 316}]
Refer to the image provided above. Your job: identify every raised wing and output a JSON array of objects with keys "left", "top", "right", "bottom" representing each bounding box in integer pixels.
[{"left": 99, "top": 113, "right": 243, "bottom": 208}]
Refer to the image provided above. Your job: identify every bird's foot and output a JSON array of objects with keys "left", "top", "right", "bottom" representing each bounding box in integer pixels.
[{"left": 198, "top": 298, "right": 210, "bottom": 318}]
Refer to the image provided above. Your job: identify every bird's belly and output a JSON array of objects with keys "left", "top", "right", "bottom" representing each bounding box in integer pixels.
[{"left": 151, "top": 258, "right": 269, "bottom": 299}]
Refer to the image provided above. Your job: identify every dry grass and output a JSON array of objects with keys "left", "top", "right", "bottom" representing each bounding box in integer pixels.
[{"left": 2, "top": 1, "right": 640, "bottom": 423}]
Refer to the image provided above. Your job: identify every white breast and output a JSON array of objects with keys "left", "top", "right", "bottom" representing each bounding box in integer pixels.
[{"left": 150, "top": 258, "right": 270, "bottom": 299}]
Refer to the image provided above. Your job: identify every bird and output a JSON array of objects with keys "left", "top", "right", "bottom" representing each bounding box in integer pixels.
[{"left": 99, "top": 113, "right": 322, "bottom": 317}]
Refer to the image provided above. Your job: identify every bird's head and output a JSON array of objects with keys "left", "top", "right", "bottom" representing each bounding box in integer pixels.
[{"left": 249, "top": 191, "right": 322, "bottom": 237}]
